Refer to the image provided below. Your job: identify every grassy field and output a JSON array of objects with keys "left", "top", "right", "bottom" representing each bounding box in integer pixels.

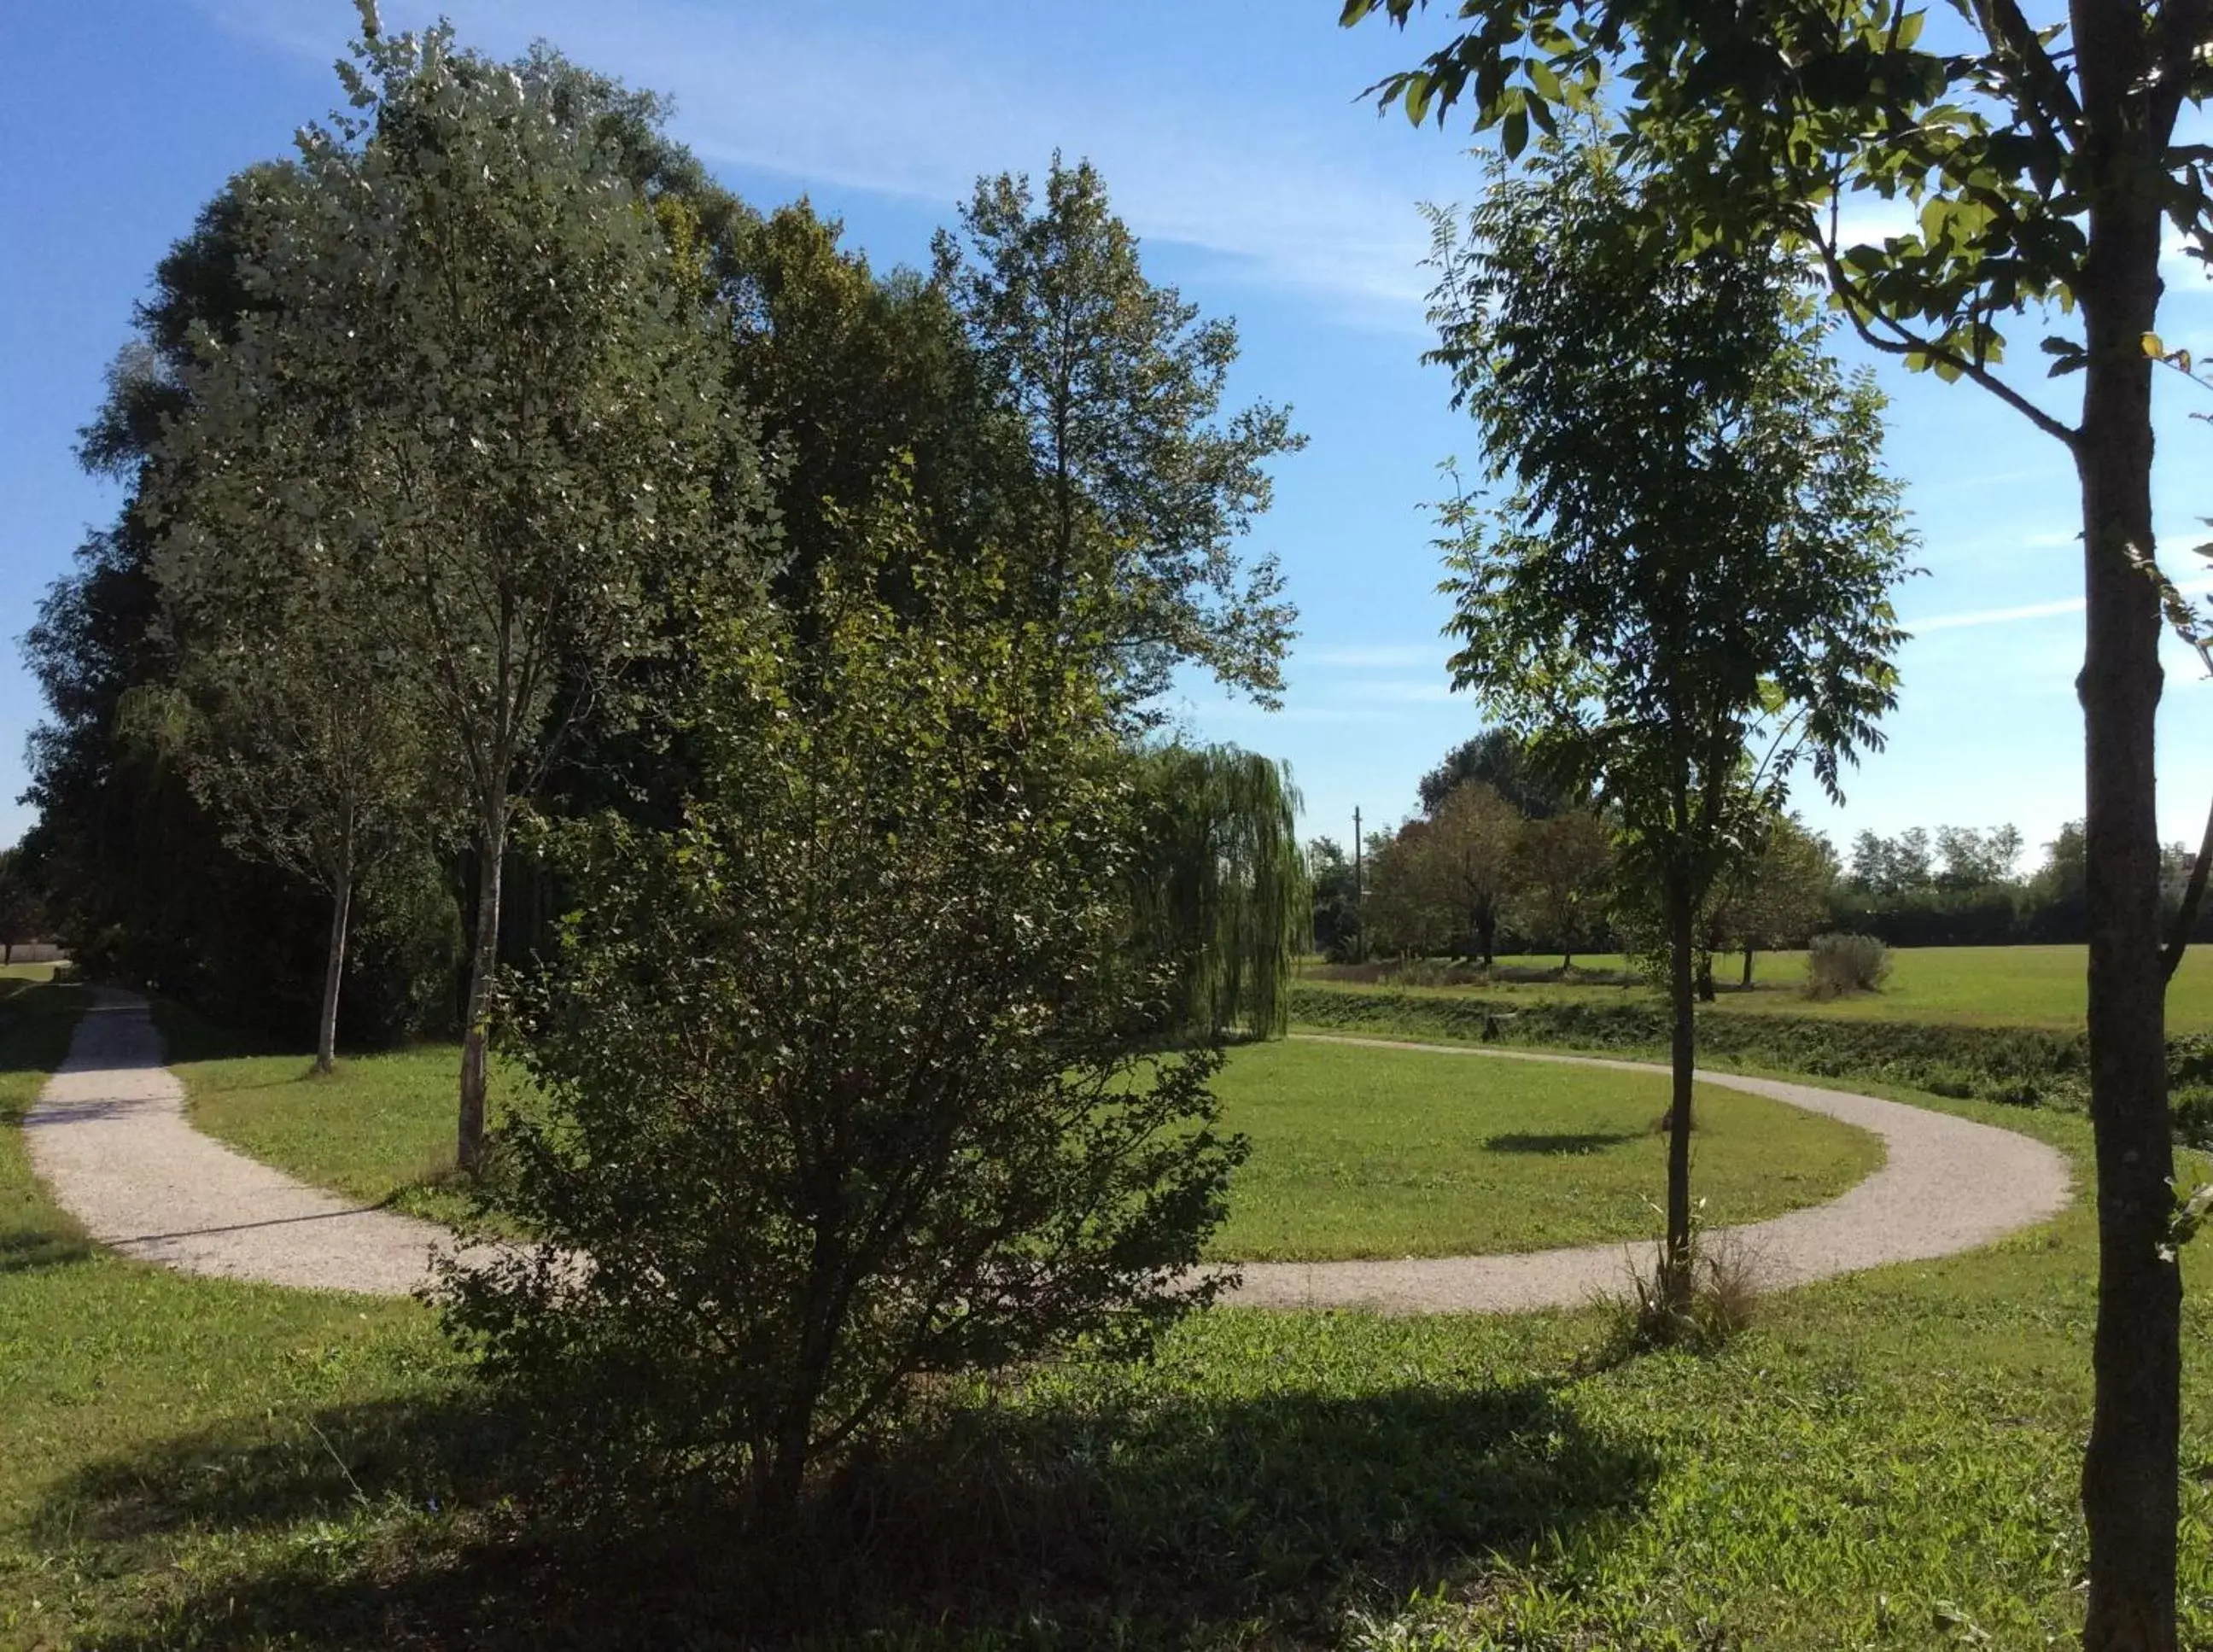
[
  {"left": 4, "top": 976, "right": 2212, "bottom": 1646},
  {"left": 173, "top": 1029, "right": 1881, "bottom": 1261},
  {"left": 1311, "top": 943, "right": 2213, "bottom": 1031}
]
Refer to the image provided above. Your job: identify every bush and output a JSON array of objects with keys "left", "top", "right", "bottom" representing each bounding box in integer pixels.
[
  {"left": 2174, "top": 1088, "right": 2213, "bottom": 1150},
  {"left": 441, "top": 548, "right": 1245, "bottom": 1527},
  {"left": 1804, "top": 931, "right": 1892, "bottom": 1000}
]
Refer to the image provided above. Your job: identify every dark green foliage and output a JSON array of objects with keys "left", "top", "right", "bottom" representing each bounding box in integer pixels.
[
  {"left": 441, "top": 540, "right": 1244, "bottom": 1525},
  {"left": 1305, "top": 836, "right": 1363, "bottom": 962},
  {"left": 1417, "top": 727, "right": 1579, "bottom": 818},
  {"left": 1129, "top": 744, "right": 1308, "bottom": 1039}
]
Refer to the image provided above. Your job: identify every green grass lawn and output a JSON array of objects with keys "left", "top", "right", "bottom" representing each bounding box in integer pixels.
[
  {"left": 8, "top": 978, "right": 2213, "bottom": 1647},
  {"left": 1211, "top": 1040, "right": 1876, "bottom": 1258},
  {"left": 1312, "top": 942, "right": 2213, "bottom": 1031},
  {"left": 171, "top": 1026, "right": 1881, "bottom": 1260}
]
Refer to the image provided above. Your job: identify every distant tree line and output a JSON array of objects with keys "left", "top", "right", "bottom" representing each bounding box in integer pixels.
[
  {"left": 1321, "top": 735, "right": 2200, "bottom": 978},
  {"left": 1833, "top": 822, "right": 2213, "bottom": 949}
]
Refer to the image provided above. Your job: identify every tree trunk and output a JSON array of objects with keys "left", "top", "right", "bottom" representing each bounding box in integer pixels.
[
  {"left": 313, "top": 874, "right": 353, "bottom": 1077},
  {"left": 458, "top": 808, "right": 508, "bottom": 1173},
  {"left": 1663, "top": 869, "right": 1696, "bottom": 1305},
  {"left": 1741, "top": 944, "right": 1755, "bottom": 989},
  {"left": 1478, "top": 913, "right": 1496, "bottom": 967},
  {"left": 2076, "top": 225, "right": 2181, "bottom": 1652}
]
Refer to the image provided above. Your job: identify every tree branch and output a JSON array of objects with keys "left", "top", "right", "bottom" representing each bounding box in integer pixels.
[
  {"left": 1971, "top": 0, "right": 2086, "bottom": 141},
  {"left": 1808, "top": 213, "right": 2082, "bottom": 449},
  {"left": 2164, "top": 786, "right": 2213, "bottom": 981}
]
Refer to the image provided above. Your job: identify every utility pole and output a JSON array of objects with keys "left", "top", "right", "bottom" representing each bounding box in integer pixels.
[{"left": 1352, "top": 805, "right": 1364, "bottom": 961}]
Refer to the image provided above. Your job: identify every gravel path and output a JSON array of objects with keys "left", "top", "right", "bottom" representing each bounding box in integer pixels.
[
  {"left": 20, "top": 995, "right": 2073, "bottom": 1312},
  {"left": 1230, "top": 1033, "right": 2074, "bottom": 1313},
  {"left": 24, "top": 988, "right": 466, "bottom": 1294}
]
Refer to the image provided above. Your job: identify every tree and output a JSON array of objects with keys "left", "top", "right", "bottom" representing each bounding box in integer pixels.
[
  {"left": 1128, "top": 744, "right": 1308, "bottom": 1038},
  {"left": 1714, "top": 814, "right": 1838, "bottom": 987},
  {"left": 1307, "top": 836, "right": 1363, "bottom": 962},
  {"left": 1850, "top": 826, "right": 1934, "bottom": 894},
  {"left": 1347, "top": 0, "right": 2211, "bottom": 1630},
  {"left": 1417, "top": 726, "right": 1576, "bottom": 817},
  {"left": 127, "top": 550, "right": 432, "bottom": 1073},
  {"left": 937, "top": 157, "right": 1302, "bottom": 709},
  {"left": 440, "top": 527, "right": 1243, "bottom": 1528},
  {"left": 170, "top": 15, "right": 770, "bottom": 1168},
  {"left": 0, "top": 850, "right": 44, "bottom": 965},
  {"left": 1421, "top": 780, "right": 1524, "bottom": 964},
  {"left": 1508, "top": 809, "right": 1614, "bottom": 969},
  {"left": 1361, "top": 818, "right": 1447, "bottom": 956},
  {"left": 1936, "top": 824, "right": 2025, "bottom": 890},
  {"left": 1428, "top": 135, "right": 1912, "bottom": 1300}
]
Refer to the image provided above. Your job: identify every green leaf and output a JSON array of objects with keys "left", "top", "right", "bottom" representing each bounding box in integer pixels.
[{"left": 1502, "top": 104, "right": 1530, "bottom": 160}]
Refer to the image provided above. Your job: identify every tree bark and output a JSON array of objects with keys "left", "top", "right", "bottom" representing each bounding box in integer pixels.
[
  {"left": 2075, "top": 215, "right": 2181, "bottom": 1652},
  {"left": 458, "top": 807, "right": 508, "bottom": 1173},
  {"left": 313, "top": 873, "right": 353, "bottom": 1077},
  {"left": 1741, "top": 944, "right": 1755, "bottom": 989},
  {"left": 1664, "top": 868, "right": 1696, "bottom": 1305}
]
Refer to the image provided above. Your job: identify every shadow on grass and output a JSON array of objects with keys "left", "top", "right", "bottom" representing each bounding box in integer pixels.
[
  {"left": 42, "top": 1369, "right": 1655, "bottom": 1648},
  {"left": 0, "top": 981, "right": 89, "bottom": 1083},
  {"left": 1483, "top": 1130, "right": 1641, "bottom": 1155},
  {"left": 0, "top": 1228, "right": 95, "bottom": 1273}
]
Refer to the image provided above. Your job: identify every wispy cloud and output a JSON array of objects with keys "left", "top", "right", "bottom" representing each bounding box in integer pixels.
[
  {"left": 198, "top": 0, "right": 1447, "bottom": 324},
  {"left": 1908, "top": 576, "right": 2213, "bottom": 634},
  {"left": 1299, "top": 643, "right": 1445, "bottom": 669}
]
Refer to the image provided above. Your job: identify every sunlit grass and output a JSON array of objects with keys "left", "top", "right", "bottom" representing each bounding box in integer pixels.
[
  {"left": 170, "top": 1023, "right": 1880, "bottom": 1260},
  {"left": 5, "top": 981, "right": 2210, "bottom": 1647},
  {"left": 1310, "top": 942, "right": 2213, "bottom": 1030}
]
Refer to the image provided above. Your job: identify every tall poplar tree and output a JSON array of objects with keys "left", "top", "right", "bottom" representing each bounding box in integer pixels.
[{"left": 164, "top": 11, "right": 769, "bottom": 1165}]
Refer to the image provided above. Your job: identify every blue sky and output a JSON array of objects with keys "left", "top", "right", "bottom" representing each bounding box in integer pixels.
[{"left": 4, "top": 2, "right": 2210, "bottom": 869}]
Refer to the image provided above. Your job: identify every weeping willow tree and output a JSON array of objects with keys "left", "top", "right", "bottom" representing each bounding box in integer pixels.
[{"left": 1130, "top": 744, "right": 1308, "bottom": 1040}]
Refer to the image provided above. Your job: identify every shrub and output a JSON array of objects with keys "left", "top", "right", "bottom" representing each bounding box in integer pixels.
[
  {"left": 2174, "top": 1088, "right": 2213, "bottom": 1150},
  {"left": 1804, "top": 931, "right": 1892, "bottom": 1000},
  {"left": 441, "top": 546, "right": 1245, "bottom": 1527}
]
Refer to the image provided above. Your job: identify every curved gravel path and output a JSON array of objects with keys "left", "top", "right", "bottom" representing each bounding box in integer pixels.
[
  {"left": 1232, "top": 1034, "right": 2073, "bottom": 1313},
  {"left": 20, "top": 995, "right": 2072, "bottom": 1311},
  {"left": 24, "top": 989, "right": 469, "bottom": 1294}
]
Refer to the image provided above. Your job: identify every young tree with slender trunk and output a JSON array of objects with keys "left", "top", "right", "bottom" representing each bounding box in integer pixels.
[
  {"left": 169, "top": 13, "right": 770, "bottom": 1166},
  {"left": 128, "top": 552, "right": 430, "bottom": 1074},
  {"left": 1428, "top": 135, "right": 1913, "bottom": 1303},
  {"left": 1347, "top": 3, "right": 2210, "bottom": 1632}
]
